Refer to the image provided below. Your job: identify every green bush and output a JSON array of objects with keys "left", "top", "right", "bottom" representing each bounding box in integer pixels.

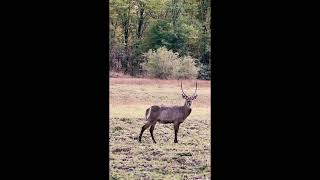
[
  {"left": 177, "top": 56, "right": 199, "bottom": 79},
  {"left": 198, "top": 64, "right": 211, "bottom": 80},
  {"left": 142, "top": 47, "right": 199, "bottom": 79}
]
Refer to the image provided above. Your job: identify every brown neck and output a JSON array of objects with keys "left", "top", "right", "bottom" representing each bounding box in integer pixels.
[{"left": 183, "top": 102, "right": 192, "bottom": 117}]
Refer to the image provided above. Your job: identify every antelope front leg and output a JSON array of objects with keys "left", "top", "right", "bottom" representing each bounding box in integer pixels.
[{"left": 174, "top": 122, "right": 180, "bottom": 143}]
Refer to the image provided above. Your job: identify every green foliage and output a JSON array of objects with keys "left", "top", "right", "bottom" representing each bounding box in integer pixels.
[
  {"left": 142, "top": 47, "right": 199, "bottom": 79},
  {"left": 142, "top": 20, "right": 172, "bottom": 51},
  {"left": 109, "top": 0, "right": 212, "bottom": 80},
  {"left": 198, "top": 64, "right": 211, "bottom": 80},
  {"left": 142, "top": 19, "right": 197, "bottom": 57}
]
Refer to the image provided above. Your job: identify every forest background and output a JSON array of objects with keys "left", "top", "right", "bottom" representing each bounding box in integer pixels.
[{"left": 109, "top": 0, "right": 211, "bottom": 80}]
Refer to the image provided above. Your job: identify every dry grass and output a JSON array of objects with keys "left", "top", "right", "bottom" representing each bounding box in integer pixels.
[
  {"left": 109, "top": 78, "right": 211, "bottom": 179},
  {"left": 110, "top": 78, "right": 210, "bottom": 87},
  {"left": 109, "top": 71, "right": 132, "bottom": 78}
]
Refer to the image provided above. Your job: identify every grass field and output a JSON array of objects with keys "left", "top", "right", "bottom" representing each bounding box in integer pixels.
[{"left": 109, "top": 78, "right": 211, "bottom": 179}]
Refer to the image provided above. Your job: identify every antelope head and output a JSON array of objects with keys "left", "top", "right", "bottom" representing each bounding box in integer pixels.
[{"left": 181, "top": 81, "right": 198, "bottom": 108}]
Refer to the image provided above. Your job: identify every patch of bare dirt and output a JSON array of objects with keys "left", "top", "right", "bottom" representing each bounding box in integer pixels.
[{"left": 111, "top": 147, "right": 131, "bottom": 153}]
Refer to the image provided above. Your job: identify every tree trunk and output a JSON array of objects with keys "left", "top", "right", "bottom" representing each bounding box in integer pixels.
[
  {"left": 122, "top": 0, "right": 131, "bottom": 75},
  {"left": 137, "top": 7, "right": 144, "bottom": 39}
]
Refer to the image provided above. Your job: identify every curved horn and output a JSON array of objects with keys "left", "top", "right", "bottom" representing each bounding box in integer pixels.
[
  {"left": 192, "top": 80, "right": 198, "bottom": 96},
  {"left": 181, "top": 81, "right": 187, "bottom": 97}
]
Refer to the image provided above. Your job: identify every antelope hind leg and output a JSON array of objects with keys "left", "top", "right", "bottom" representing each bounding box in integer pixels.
[
  {"left": 139, "top": 121, "right": 152, "bottom": 142},
  {"left": 149, "top": 122, "right": 157, "bottom": 143}
]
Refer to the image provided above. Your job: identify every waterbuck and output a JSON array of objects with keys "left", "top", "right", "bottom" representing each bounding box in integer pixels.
[{"left": 138, "top": 81, "right": 198, "bottom": 143}]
